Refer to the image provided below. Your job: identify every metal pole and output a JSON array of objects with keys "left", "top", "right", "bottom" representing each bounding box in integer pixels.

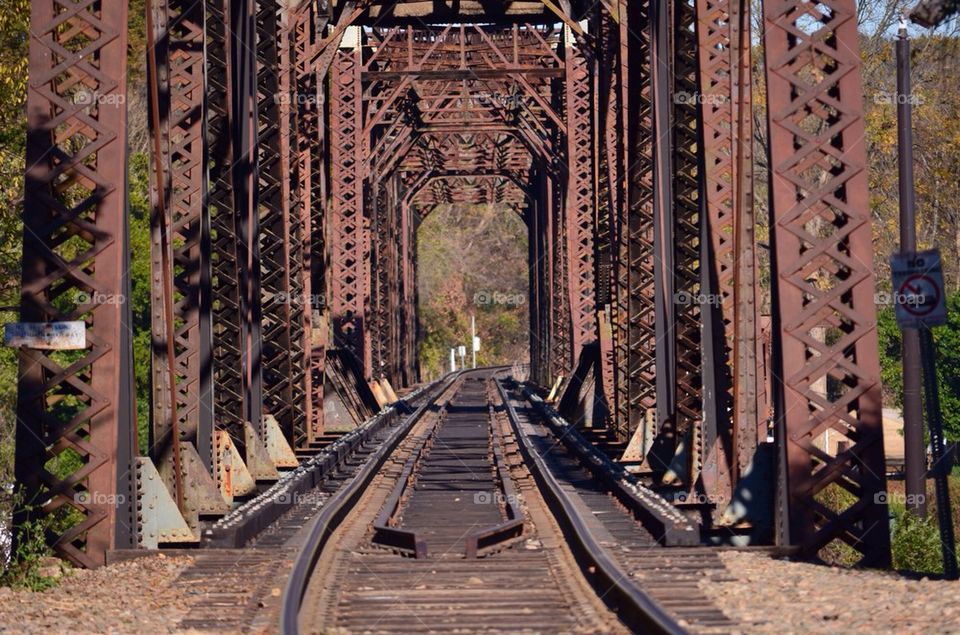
[
  {"left": 450, "top": 348, "right": 456, "bottom": 373},
  {"left": 897, "top": 19, "right": 927, "bottom": 517},
  {"left": 918, "top": 326, "right": 958, "bottom": 579},
  {"left": 471, "top": 314, "right": 477, "bottom": 369}
]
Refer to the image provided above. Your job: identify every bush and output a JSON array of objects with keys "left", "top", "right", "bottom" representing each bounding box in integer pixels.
[
  {"left": 891, "top": 509, "right": 957, "bottom": 575},
  {"left": 0, "top": 492, "right": 61, "bottom": 591}
]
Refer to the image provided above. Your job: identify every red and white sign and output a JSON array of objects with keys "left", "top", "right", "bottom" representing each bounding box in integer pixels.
[{"left": 890, "top": 249, "right": 948, "bottom": 328}]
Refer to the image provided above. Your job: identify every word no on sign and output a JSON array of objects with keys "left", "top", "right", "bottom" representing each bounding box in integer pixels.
[{"left": 890, "top": 249, "right": 948, "bottom": 328}]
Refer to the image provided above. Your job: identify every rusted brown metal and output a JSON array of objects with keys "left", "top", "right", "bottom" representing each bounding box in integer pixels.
[
  {"left": 763, "top": 0, "right": 890, "bottom": 565},
  {"left": 258, "top": 0, "right": 308, "bottom": 446},
  {"left": 695, "top": 0, "right": 757, "bottom": 504},
  {"left": 147, "top": 0, "right": 215, "bottom": 481},
  {"left": 15, "top": 0, "right": 137, "bottom": 567},
  {"left": 562, "top": 28, "right": 598, "bottom": 367},
  {"left": 206, "top": 0, "right": 247, "bottom": 441},
  {"left": 330, "top": 39, "right": 371, "bottom": 378},
  {"left": 670, "top": 0, "right": 704, "bottom": 486},
  {"left": 616, "top": 0, "right": 658, "bottom": 453}
]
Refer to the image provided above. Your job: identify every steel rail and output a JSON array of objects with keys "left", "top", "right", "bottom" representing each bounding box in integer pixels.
[
  {"left": 279, "top": 369, "right": 473, "bottom": 634},
  {"left": 496, "top": 379, "right": 686, "bottom": 635},
  {"left": 463, "top": 399, "right": 526, "bottom": 558}
]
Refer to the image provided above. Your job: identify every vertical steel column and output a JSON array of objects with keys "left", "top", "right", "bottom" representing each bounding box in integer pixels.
[
  {"left": 695, "top": 0, "right": 757, "bottom": 499},
  {"left": 278, "top": 1, "right": 314, "bottom": 447},
  {"left": 563, "top": 28, "right": 598, "bottom": 366},
  {"left": 370, "top": 179, "right": 393, "bottom": 380},
  {"left": 258, "top": 0, "right": 307, "bottom": 443},
  {"left": 594, "top": 7, "right": 622, "bottom": 425},
  {"left": 147, "top": 0, "right": 215, "bottom": 477},
  {"left": 330, "top": 40, "right": 371, "bottom": 378},
  {"left": 290, "top": 2, "right": 326, "bottom": 441},
  {"left": 231, "top": 0, "right": 264, "bottom": 436},
  {"left": 399, "top": 201, "right": 417, "bottom": 386},
  {"left": 670, "top": 0, "right": 704, "bottom": 485},
  {"left": 763, "top": 0, "right": 890, "bottom": 565},
  {"left": 206, "top": 0, "right": 247, "bottom": 440},
  {"left": 16, "top": 0, "right": 137, "bottom": 567},
  {"left": 617, "top": 0, "right": 659, "bottom": 450}
]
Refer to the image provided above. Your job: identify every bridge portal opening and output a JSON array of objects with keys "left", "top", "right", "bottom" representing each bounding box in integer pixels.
[{"left": 415, "top": 203, "right": 530, "bottom": 381}]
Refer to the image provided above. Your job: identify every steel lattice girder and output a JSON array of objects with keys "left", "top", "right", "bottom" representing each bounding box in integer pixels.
[
  {"left": 146, "top": 0, "right": 215, "bottom": 518},
  {"left": 15, "top": 0, "right": 138, "bottom": 567},
  {"left": 593, "top": 7, "right": 622, "bottom": 422},
  {"left": 668, "top": 0, "right": 705, "bottom": 485},
  {"left": 288, "top": 1, "right": 328, "bottom": 442},
  {"left": 616, "top": 0, "right": 658, "bottom": 450},
  {"left": 695, "top": 0, "right": 759, "bottom": 500},
  {"left": 257, "top": 0, "right": 308, "bottom": 445},
  {"left": 763, "top": 0, "right": 890, "bottom": 564},
  {"left": 330, "top": 43, "right": 372, "bottom": 377},
  {"left": 562, "top": 28, "right": 598, "bottom": 365},
  {"left": 206, "top": 0, "right": 248, "bottom": 439}
]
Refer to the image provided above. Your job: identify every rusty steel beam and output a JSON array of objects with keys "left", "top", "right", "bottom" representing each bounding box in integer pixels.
[
  {"left": 763, "top": 0, "right": 890, "bottom": 565},
  {"left": 695, "top": 0, "right": 758, "bottom": 501},
  {"left": 593, "top": 6, "right": 621, "bottom": 425},
  {"left": 278, "top": 2, "right": 315, "bottom": 447},
  {"left": 562, "top": 29, "right": 598, "bottom": 365},
  {"left": 257, "top": 0, "right": 308, "bottom": 445},
  {"left": 330, "top": 41, "right": 372, "bottom": 377},
  {"left": 206, "top": 0, "right": 247, "bottom": 441},
  {"left": 615, "top": 0, "right": 658, "bottom": 455},
  {"left": 287, "top": 1, "right": 329, "bottom": 442},
  {"left": 147, "top": 0, "right": 215, "bottom": 496},
  {"left": 669, "top": 0, "right": 705, "bottom": 486},
  {"left": 15, "top": 0, "right": 137, "bottom": 567}
]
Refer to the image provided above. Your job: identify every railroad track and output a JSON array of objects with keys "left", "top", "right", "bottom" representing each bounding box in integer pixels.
[{"left": 280, "top": 368, "right": 743, "bottom": 634}]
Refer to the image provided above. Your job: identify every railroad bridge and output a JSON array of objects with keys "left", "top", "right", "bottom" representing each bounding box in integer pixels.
[{"left": 14, "top": 0, "right": 890, "bottom": 597}]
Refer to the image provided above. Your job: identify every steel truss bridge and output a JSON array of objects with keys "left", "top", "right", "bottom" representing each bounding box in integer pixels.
[{"left": 13, "top": 0, "right": 890, "bottom": 571}]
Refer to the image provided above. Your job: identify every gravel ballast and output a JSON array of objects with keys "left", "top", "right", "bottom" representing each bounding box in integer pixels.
[
  {"left": 702, "top": 550, "right": 960, "bottom": 634},
  {"left": 0, "top": 554, "right": 192, "bottom": 634}
]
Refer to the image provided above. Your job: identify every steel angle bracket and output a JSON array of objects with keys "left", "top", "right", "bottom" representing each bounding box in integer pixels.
[
  {"left": 245, "top": 421, "right": 280, "bottom": 482},
  {"left": 215, "top": 430, "right": 258, "bottom": 502},
  {"left": 137, "top": 458, "right": 197, "bottom": 548},
  {"left": 157, "top": 444, "right": 231, "bottom": 528},
  {"left": 263, "top": 414, "right": 300, "bottom": 469}
]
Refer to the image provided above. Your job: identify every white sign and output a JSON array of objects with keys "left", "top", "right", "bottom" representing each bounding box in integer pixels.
[
  {"left": 4, "top": 321, "right": 87, "bottom": 350},
  {"left": 473, "top": 336, "right": 481, "bottom": 352},
  {"left": 890, "top": 249, "right": 948, "bottom": 328},
  {"left": 457, "top": 345, "right": 466, "bottom": 357}
]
